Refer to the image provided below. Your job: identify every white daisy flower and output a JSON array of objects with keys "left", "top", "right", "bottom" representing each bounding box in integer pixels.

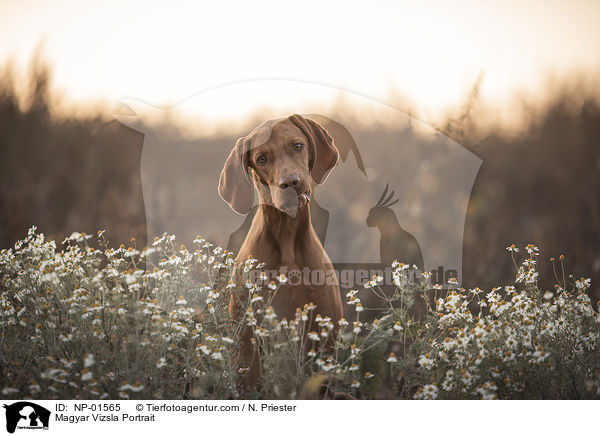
[
  {"left": 83, "top": 354, "right": 95, "bottom": 368},
  {"left": 308, "top": 331, "right": 320, "bottom": 341}
]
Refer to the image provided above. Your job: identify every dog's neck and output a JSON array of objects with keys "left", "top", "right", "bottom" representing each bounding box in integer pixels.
[{"left": 256, "top": 203, "right": 312, "bottom": 265}]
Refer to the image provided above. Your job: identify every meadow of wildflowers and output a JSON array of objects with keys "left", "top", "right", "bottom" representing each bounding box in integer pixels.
[{"left": 1, "top": 227, "right": 598, "bottom": 400}]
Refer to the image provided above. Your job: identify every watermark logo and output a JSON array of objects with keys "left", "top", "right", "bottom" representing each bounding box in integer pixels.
[
  {"left": 243, "top": 266, "right": 457, "bottom": 289},
  {"left": 3, "top": 402, "right": 50, "bottom": 433},
  {"left": 115, "top": 80, "right": 481, "bottom": 290}
]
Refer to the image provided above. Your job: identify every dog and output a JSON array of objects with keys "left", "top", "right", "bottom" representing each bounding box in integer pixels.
[{"left": 218, "top": 114, "right": 343, "bottom": 389}]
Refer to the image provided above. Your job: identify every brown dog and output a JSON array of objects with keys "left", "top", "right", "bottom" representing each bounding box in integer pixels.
[{"left": 218, "top": 114, "right": 343, "bottom": 389}]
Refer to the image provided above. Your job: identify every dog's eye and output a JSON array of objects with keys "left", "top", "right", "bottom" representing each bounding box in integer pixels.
[
  {"left": 293, "top": 143, "right": 304, "bottom": 152},
  {"left": 256, "top": 154, "right": 267, "bottom": 165}
]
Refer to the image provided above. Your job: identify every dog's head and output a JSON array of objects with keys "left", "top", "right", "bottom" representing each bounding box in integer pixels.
[{"left": 219, "top": 114, "right": 339, "bottom": 215}]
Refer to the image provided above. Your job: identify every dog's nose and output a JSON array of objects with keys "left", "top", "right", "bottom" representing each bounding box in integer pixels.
[{"left": 278, "top": 174, "right": 301, "bottom": 190}]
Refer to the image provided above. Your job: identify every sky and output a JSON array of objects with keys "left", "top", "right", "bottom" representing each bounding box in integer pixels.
[{"left": 0, "top": 0, "right": 599, "bottom": 123}]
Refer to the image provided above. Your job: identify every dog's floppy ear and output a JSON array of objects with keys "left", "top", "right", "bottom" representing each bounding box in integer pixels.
[
  {"left": 218, "top": 136, "right": 254, "bottom": 215},
  {"left": 288, "top": 114, "right": 339, "bottom": 184}
]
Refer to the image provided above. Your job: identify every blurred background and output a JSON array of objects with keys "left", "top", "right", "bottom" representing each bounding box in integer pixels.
[{"left": 0, "top": 0, "right": 598, "bottom": 299}]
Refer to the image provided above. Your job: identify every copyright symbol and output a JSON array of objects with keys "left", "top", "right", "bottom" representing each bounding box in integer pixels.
[{"left": 136, "top": 404, "right": 143, "bottom": 411}]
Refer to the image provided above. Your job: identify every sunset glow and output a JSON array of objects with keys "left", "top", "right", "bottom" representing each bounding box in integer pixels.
[{"left": 1, "top": 0, "right": 599, "bottom": 123}]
